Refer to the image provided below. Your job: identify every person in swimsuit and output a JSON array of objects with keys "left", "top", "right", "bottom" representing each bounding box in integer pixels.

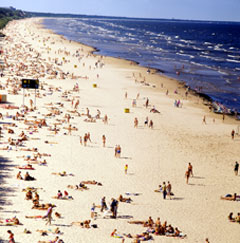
[
  {"left": 185, "top": 170, "right": 190, "bottom": 184},
  {"left": 7, "top": 230, "right": 15, "bottom": 243}
]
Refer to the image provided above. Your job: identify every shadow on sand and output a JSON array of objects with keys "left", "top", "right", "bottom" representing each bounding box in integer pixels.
[{"left": 0, "top": 155, "right": 17, "bottom": 242}]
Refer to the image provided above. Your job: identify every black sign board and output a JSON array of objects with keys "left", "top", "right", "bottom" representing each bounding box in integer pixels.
[{"left": 21, "top": 79, "right": 39, "bottom": 89}]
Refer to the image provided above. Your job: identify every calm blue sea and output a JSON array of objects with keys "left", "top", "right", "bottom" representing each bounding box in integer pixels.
[{"left": 43, "top": 17, "right": 240, "bottom": 112}]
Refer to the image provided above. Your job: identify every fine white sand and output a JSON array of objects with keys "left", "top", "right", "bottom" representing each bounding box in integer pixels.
[{"left": 0, "top": 18, "right": 240, "bottom": 243}]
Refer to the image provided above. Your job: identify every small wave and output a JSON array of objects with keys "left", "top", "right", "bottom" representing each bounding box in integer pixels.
[
  {"left": 225, "top": 79, "right": 231, "bottom": 84},
  {"left": 176, "top": 52, "right": 194, "bottom": 58},
  {"left": 227, "top": 59, "right": 240, "bottom": 63},
  {"left": 218, "top": 70, "right": 229, "bottom": 75},
  {"left": 228, "top": 54, "right": 240, "bottom": 59}
]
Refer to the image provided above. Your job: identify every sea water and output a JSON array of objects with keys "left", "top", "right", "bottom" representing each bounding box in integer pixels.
[{"left": 43, "top": 17, "right": 240, "bottom": 112}]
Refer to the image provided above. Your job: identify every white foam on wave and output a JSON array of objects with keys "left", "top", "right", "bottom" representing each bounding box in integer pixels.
[{"left": 227, "top": 59, "right": 240, "bottom": 63}]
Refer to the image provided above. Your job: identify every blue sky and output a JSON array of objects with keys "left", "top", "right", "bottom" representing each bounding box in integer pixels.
[{"left": 1, "top": 0, "right": 240, "bottom": 21}]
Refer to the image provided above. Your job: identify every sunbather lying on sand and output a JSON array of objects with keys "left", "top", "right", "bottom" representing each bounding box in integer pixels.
[
  {"left": 128, "top": 220, "right": 145, "bottom": 225},
  {"left": 71, "top": 220, "right": 91, "bottom": 228},
  {"left": 16, "top": 164, "right": 35, "bottom": 170},
  {"left": 118, "top": 194, "right": 132, "bottom": 203},
  {"left": 52, "top": 171, "right": 74, "bottom": 176},
  {"left": 38, "top": 236, "right": 64, "bottom": 243},
  {"left": 37, "top": 227, "right": 62, "bottom": 235},
  {"left": 25, "top": 215, "right": 44, "bottom": 219},
  {"left": 22, "top": 187, "right": 42, "bottom": 192},
  {"left": 32, "top": 202, "right": 54, "bottom": 210},
  {"left": 67, "top": 184, "right": 89, "bottom": 190},
  {"left": 80, "top": 180, "right": 102, "bottom": 186},
  {"left": 221, "top": 193, "right": 240, "bottom": 201},
  {"left": 0, "top": 217, "right": 21, "bottom": 226}
]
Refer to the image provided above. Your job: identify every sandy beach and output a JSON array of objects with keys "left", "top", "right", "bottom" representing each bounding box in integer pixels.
[{"left": 0, "top": 18, "right": 240, "bottom": 243}]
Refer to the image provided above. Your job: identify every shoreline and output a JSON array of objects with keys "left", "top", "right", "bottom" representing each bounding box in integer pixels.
[
  {"left": 0, "top": 18, "right": 240, "bottom": 243},
  {"left": 40, "top": 17, "right": 240, "bottom": 118}
]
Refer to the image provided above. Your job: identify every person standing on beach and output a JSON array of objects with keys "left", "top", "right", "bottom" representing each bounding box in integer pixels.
[
  {"left": 162, "top": 182, "right": 167, "bottom": 199},
  {"left": 125, "top": 164, "right": 128, "bottom": 174},
  {"left": 167, "top": 181, "right": 172, "bottom": 199},
  {"left": 134, "top": 118, "right": 138, "bottom": 128},
  {"left": 145, "top": 98, "right": 149, "bottom": 108},
  {"left": 202, "top": 115, "right": 206, "bottom": 124},
  {"left": 231, "top": 129, "right": 235, "bottom": 140},
  {"left": 7, "top": 230, "right": 15, "bottom": 243},
  {"left": 102, "top": 135, "right": 106, "bottom": 147},
  {"left": 149, "top": 120, "right": 153, "bottom": 129},
  {"left": 110, "top": 198, "right": 118, "bottom": 218},
  {"left": 234, "top": 161, "right": 239, "bottom": 176},
  {"left": 144, "top": 117, "right": 149, "bottom": 126},
  {"left": 101, "top": 197, "right": 108, "bottom": 212}
]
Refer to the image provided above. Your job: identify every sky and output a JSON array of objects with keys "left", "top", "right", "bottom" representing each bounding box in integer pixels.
[{"left": 1, "top": 0, "right": 240, "bottom": 22}]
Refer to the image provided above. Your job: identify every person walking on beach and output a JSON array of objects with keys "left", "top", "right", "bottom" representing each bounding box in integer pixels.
[
  {"left": 185, "top": 170, "right": 190, "bottom": 184},
  {"left": 162, "top": 182, "right": 167, "bottom": 199},
  {"left": 7, "top": 230, "right": 15, "bottom": 243},
  {"left": 44, "top": 204, "right": 53, "bottom": 225},
  {"left": 231, "top": 129, "right": 235, "bottom": 140},
  {"left": 188, "top": 163, "right": 193, "bottom": 177},
  {"left": 125, "top": 164, "right": 128, "bottom": 174},
  {"left": 234, "top": 161, "right": 239, "bottom": 176}
]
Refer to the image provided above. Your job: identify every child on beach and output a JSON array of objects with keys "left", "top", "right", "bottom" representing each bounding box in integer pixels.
[
  {"left": 91, "top": 203, "right": 96, "bottom": 219},
  {"left": 125, "top": 164, "right": 128, "bottom": 174}
]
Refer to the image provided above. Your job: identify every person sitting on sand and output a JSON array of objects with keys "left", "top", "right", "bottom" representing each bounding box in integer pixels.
[
  {"left": 25, "top": 190, "right": 33, "bottom": 200},
  {"left": 24, "top": 172, "right": 35, "bottom": 181},
  {"left": 235, "top": 213, "right": 240, "bottom": 223},
  {"left": 166, "top": 227, "right": 186, "bottom": 238},
  {"left": 17, "top": 171, "right": 23, "bottom": 180},
  {"left": 228, "top": 212, "right": 235, "bottom": 222},
  {"left": 57, "top": 190, "right": 63, "bottom": 199},
  {"left": 150, "top": 107, "right": 160, "bottom": 113}
]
